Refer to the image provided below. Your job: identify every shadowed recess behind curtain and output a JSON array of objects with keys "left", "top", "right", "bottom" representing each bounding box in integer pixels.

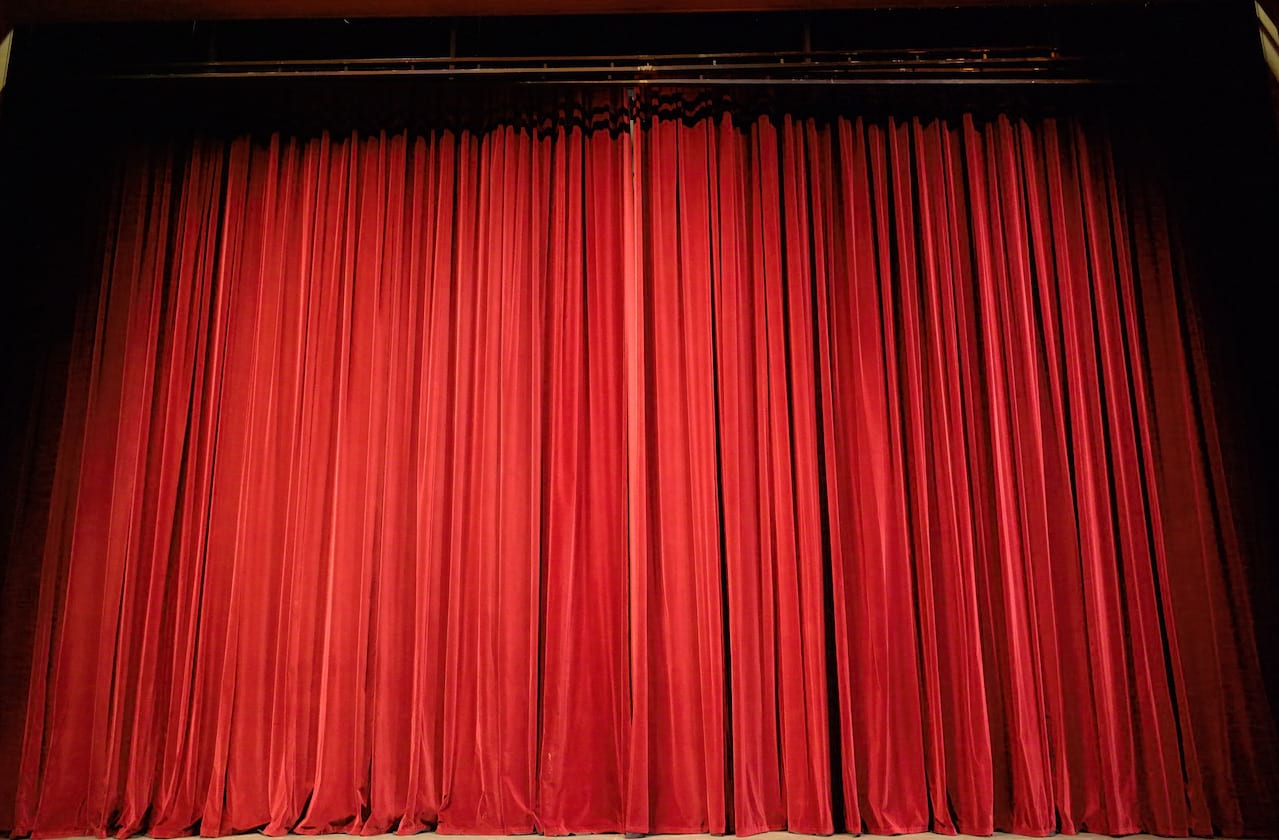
[{"left": 0, "top": 94, "right": 1275, "bottom": 839}]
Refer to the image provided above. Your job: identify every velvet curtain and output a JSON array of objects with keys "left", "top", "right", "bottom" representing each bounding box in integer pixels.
[{"left": 0, "top": 96, "right": 1275, "bottom": 838}]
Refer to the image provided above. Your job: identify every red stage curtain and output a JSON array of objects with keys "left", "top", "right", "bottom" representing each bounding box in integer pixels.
[{"left": 0, "top": 98, "right": 1275, "bottom": 838}]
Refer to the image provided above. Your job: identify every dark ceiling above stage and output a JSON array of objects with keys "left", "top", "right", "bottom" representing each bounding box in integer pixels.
[
  {"left": 0, "top": 0, "right": 1213, "bottom": 24},
  {"left": 0, "top": 3, "right": 1207, "bottom": 92}
]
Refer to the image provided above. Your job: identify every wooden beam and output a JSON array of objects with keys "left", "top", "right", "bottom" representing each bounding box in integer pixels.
[
  {"left": 1260, "top": 1, "right": 1279, "bottom": 82},
  {"left": 0, "top": 29, "right": 11, "bottom": 93}
]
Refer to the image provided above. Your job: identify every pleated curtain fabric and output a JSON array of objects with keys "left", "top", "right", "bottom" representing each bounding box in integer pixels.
[{"left": 0, "top": 99, "right": 1275, "bottom": 839}]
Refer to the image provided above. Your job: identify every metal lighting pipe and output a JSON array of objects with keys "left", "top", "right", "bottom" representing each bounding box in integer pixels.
[
  {"left": 107, "top": 46, "right": 1064, "bottom": 68},
  {"left": 68, "top": 46, "right": 1106, "bottom": 84}
]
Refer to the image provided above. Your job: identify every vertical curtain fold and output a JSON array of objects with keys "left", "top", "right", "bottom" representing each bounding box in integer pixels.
[{"left": 0, "top": 99, "right": 1274, "bottom": 839}]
